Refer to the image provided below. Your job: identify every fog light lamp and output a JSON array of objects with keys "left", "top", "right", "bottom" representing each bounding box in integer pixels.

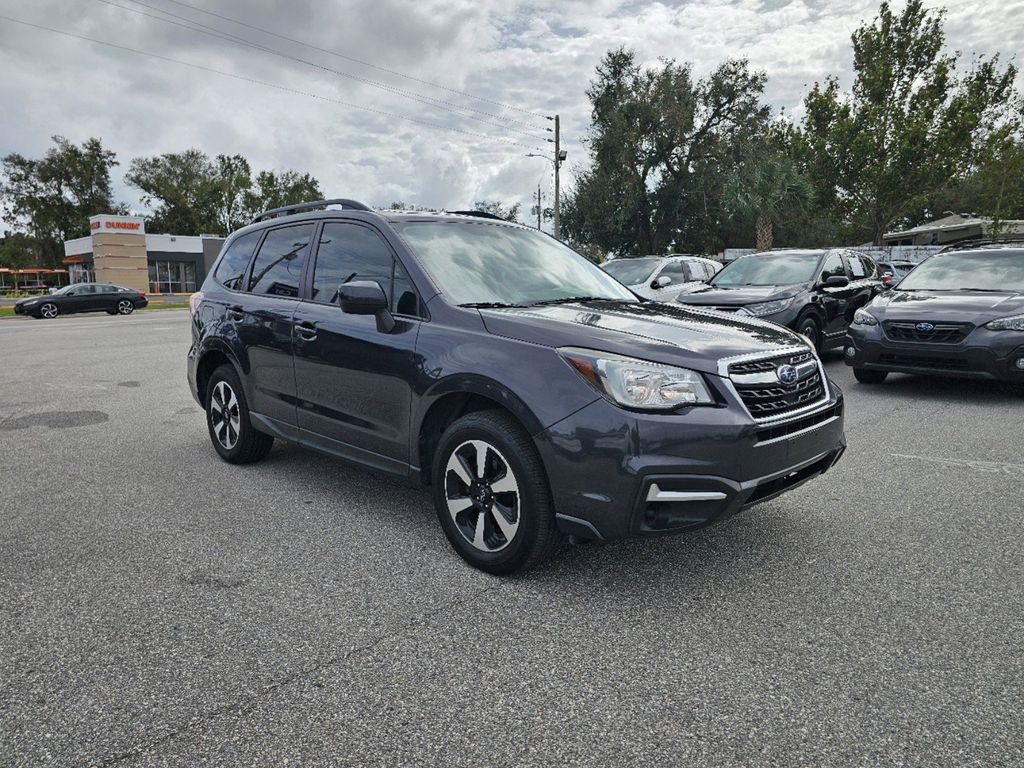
[
  {"left": 845, "top": 346, "right": 856, "bottom": 359},
  {"left": 1015, "top": 358, "right": 1024, "bottom": 370}
]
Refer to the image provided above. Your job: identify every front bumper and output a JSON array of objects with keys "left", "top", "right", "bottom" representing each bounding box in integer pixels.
[
  {"left": 534, "top": 381, "right": 846, "bottom": 541},
  {"left": 845, "top": 324, "right": 1024, "bottom": 382}
]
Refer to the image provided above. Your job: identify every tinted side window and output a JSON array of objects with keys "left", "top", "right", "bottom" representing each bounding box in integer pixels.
[
  {"left": 860, "top": 255, "right": 876, "bottom": 277},
  {"left": 661, "top": 261, "right": 686, "bottom": 283},
  {"left": 214, "top": 231, "right": 262, "bottom": 291},
  {"left": 847, "top": 253, "right": 867, "bottom": 278},
  {"left": 311, "top": 223, "right": 420, "bottom": 316},
  {"left": 821, "top": 253, "right": 846, "bottom": 280},
  {"left": 248, "top": 224, "right": 314, "bottom": 297}
]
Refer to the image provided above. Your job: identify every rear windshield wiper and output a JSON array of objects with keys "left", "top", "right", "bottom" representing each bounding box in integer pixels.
[
  {"left": 457, "top": 301, "right": 529, "bottom": 309},
  {"left": 527, "top": 296, "right": 617, "bottom": 306}
]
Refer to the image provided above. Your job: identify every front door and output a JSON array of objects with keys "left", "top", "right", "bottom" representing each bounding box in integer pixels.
[
  {"left": 815, "top": 252, "right": 859, "bottom": 340},
  {"left": 292, "top": 221, "right": 422, "bottom": 475},
  {"left": 236, "top": 222, "right": 314, "bottom": 427}
]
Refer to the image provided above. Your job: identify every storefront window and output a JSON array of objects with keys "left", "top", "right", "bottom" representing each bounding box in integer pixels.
[{"left": 148, "top": 261, "right": 197, "bottom": 293}]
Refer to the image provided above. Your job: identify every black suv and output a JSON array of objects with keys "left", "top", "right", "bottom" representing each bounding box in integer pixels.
[
  {"left": 845, "top": 245, "right": 1024, "bottom": 385},
  {"left": 676, "top": 249, "right": 883, "bottom": 350},
  {"left": 188, "top": 200, "right": 846, "bottom": 574}
]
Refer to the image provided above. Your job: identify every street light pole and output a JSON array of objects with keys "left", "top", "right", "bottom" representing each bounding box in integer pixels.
[{"left": 554, "top": 114, "right": 561, "bottom": 240}]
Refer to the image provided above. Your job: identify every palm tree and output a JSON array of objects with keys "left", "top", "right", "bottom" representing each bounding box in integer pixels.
[{"left": 725, "top": 154, "right": 812, "bottom": 251}]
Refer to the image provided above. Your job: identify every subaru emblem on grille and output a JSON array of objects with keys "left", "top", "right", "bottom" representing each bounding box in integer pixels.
[
  {"left": 915, "top": 322, "right": 935, "bottom": 332},
  {"left": 777, "top": 364, "right": 799, "bottom": 385}
]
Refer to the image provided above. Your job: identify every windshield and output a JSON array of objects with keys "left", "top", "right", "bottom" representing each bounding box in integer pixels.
[
  {"left": 711, "top": 252, "right": 821, "bottom": 287},
  {"left": 394, "top": 221, "right": 637, "bottom": 306},
  {"left": 602, "top": 258, "right": 660, "bottom": 285},
  {"left": 897, "top": 250, "right": 1024, "bottom": 292}
]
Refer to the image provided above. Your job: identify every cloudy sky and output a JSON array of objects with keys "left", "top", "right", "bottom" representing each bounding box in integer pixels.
[{"left": 0, "top": 0, "right": 1021, "bottom": 231}]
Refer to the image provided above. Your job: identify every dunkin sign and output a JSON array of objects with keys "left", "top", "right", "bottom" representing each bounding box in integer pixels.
[{"left": 89, "top": 214, "right": 146, "bottom": 235}]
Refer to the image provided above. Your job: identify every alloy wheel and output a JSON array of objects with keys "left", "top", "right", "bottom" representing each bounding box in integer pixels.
[
  {"left": 444, "top": 439, "right": 520, "bottom": 552},
  {"left": 40, "top": 303, "right": 58, "bottom": 318},
  {"left": 210, "top": 380, "right": 241, "bottom": 450},
  {"left": 118, "top": 299, "right": 134, "bottom": 315}
]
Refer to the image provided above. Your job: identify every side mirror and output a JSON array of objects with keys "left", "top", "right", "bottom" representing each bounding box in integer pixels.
[
  {"left": 822, "top": 275, "right": 849, "bottom": 288},
  {"left": 652, "top": 275, "right": 672, "bottom": 289},
  {"left": 338, "top": 281, "right": 395, "bottom": 333}
]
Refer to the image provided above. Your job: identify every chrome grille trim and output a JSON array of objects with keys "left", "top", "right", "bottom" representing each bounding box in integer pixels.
[{"left": 717, "top": 346, "right": 832, "bottom": 425}]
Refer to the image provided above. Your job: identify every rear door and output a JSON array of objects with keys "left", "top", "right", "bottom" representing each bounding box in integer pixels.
[
  {"left": 292, "top": 220, "right": 422, "bottom": 474},
  {"left": 236, "top": 223, "right": 314, "bottom": 427}
]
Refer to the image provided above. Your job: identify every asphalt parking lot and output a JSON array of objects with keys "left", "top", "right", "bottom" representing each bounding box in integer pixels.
[{"left": 1, "top": 311, "right": 1021, "bottom": 767}]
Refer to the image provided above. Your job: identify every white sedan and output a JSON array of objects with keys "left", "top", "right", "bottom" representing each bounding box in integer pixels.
[{"left": 601, "top": 255, "right": 722, "bottom": 301}]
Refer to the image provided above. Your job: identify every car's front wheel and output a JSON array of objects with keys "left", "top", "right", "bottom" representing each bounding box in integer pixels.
[
  {"left": 794, "top": 312, "right": 822, "bottom": 351},
  {"left": 37, "top": 302, "right": 59, "bottom": 319},
  {"left": 853, "top": 368, "right": 888, "bottom": 384},
  {"left": 205, "top": 364, "right": 274, "bottom": 464},
  {"left": 117, "top": 299, "right": 135, "bottom": 315},
  {"left": 432, "top": 410, "right": 558, "bottom": 575}
]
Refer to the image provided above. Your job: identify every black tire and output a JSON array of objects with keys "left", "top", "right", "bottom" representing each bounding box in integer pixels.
[
  {"left": 205, "top": 364, "right": 273, "bottom": 464},
  {"left": 794, "top": 312, "right": 822, "bottom": 351},
  {"left": 853, "top": 368, "right": 888, "bottom": 384},
  {"left": 432, "top": 410, "right": 558, "bottom": 575},
  {"left": 38, "top": 302, "right": 59, "bottom": 319},
  {"left": 117, "top": 299, "right": 135, "bottom": 315}
]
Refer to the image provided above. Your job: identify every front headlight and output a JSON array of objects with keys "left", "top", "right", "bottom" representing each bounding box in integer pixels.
[
  {"left": 853, "top": 308, "right": 879, "bottom": 326},
  {"left": 986, "top": 313, "right": 1024, "bottom": 331},
  {"left": 738, "top": 297, "right": 795, "bottom": 317},
  {"left": 560, "top": 347, "right": 714, "bottom": 410}
]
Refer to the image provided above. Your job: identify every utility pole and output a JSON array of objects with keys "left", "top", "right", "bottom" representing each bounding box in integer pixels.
[
  {"left": 553, "top": 114, "right": 561, "bottom": 240},
  {"left": 535, "top": 185, "right": 542, "bottom": 230}
]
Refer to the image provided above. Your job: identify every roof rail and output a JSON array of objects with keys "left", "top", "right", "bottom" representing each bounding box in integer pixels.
[
  {"left": 252, "top": 198, "right": 371, "bottom": 223},
  {"left": 447, "top": 210, "right": 507, "bottom": 221},
  {"left": 936, "top": 237, "right": 1024, "bottom": 253}
]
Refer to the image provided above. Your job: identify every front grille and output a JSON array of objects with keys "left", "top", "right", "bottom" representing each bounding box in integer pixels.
[
  {"left": 878, "top": 353, "right": 973, "bottom": 372},
  {"left": 744, "top": 453, "right": 835, "bottom": 507},
  {"left": 728, "top": 351, "right": 827, "bottom": 421},
  {"left": 729, "top": 351, "right": 813, "bottom": 375},
  {"left": 884, "top": 321, "right": 970, "bottom": 344}
]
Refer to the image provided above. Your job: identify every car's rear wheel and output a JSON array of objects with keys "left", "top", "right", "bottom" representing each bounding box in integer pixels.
[
  {"left": 38, "top": 302, "right": 59, "bottom": 319},
  {"left": 205, "top": 364, "right": 273, "bottom": 464},
  {"left": 432, "top": 410, "right": 558, "bottom": 575},
  {"left": 117, "top": 299, "right": 135, "bottom": 315},
  {"left": 795, "top": 313, "right": 822, "bottom": 351},
  {"left": 854, "top": 368, "right": 888, "bottom": 384}
]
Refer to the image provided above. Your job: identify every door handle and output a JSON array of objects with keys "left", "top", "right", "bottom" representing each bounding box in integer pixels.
[
  {"left": 226, "top": 305, "right": 245, "bottom": 322},
  {"left": 295, "top": 321, "right": 318, "bottom": 341}
]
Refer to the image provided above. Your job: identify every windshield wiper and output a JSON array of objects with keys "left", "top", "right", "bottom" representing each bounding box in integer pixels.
[
  {"left": 458, "top": 301, "right": 529, "bottom": 309},
  {"left": 528, "top": 296, "right": 618, "bottom": 306},
  {"left": 956, "top": 288, "right": 1009, "bottom": 293}
]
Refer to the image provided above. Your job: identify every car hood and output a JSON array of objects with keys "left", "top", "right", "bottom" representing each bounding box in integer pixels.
[
  {"left": 479, "top": 300, "right": 807, "bottom": 376},
  {"left": 867, "top": 290, "right": 1024, "bottom": 322},
  {"left": 14, "top": 297, "right": 40, "bottom": 307},
  {"left": 676, "top": 284, "right": 802, "bottom": 306}
]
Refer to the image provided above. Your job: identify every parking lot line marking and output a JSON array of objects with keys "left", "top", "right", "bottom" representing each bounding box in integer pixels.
[{"left": 891, "top": 453, "right": 1024, "bottom": 477}]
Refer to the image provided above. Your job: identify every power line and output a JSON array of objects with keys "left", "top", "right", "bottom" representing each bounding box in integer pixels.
[
  {"left": 0, "top": 14, "right": 547, "bottom": 152},
  {"left": 153, "top": 0, "right": 552, "bottom": 123},
  {"left": 92, "top": 0, "right": 550, "bottom": 141}
]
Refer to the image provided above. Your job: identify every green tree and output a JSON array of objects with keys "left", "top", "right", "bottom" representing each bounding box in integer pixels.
[
  {"left": 0, "top": 136, "right": 121, "bottom": 265},
  {"left": 244, "top": 170, "right": 323, "bottom": 218},
  {"left": 472, "top": 199, "right": 521, "bottom": 222},
  {"left": 562, "top": 49, "right": 771, "bottom": 255},
  {"left": 126, "top": 151, "right": 324, "bottom": 235},
  {"left": 724, "top": 131, "right": 812, "bottom": 251},
  {"left": 798, "top": 0, "right": 1019, "bottom": 243}
]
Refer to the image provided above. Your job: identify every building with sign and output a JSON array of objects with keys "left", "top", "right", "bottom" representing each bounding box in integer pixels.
[{"left": 63, "top": 215, "right": 224, "bottom": 294}]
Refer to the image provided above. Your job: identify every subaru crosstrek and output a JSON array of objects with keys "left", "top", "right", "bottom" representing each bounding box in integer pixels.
[
  {"left": 846, "top": 245, "right": 1024, "bottom": 385},
  {"left": 188, "top": 199, "right": 846, "bottom": 574}
]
